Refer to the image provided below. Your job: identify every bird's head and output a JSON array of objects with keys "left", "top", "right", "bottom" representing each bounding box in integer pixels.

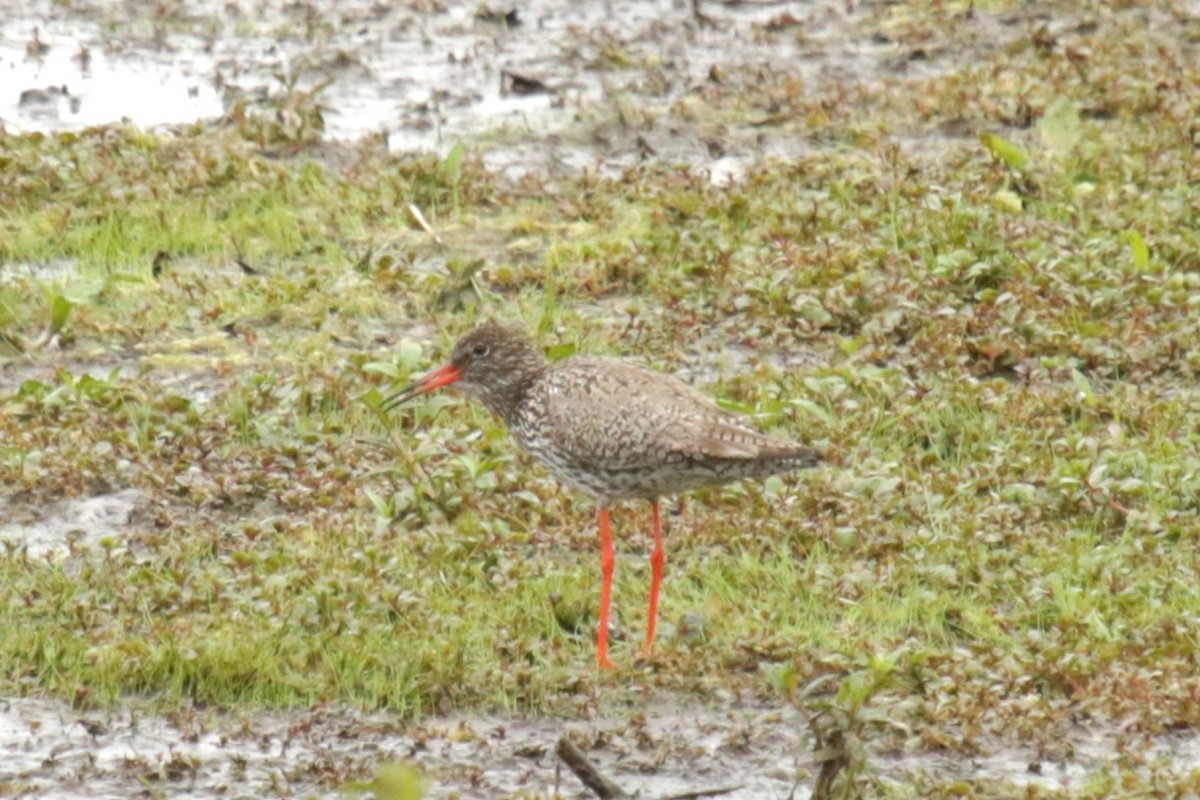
[{"left": 382, "top": 320, "right": 545, "bottom": 417}]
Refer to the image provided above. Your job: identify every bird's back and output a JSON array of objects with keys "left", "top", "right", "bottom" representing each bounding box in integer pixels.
[{"left": 511, "top": 355, "right": 819, "bottom": 502}]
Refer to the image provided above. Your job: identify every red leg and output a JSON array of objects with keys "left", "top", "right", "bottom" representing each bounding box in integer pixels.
[
  {"left": 596, "top": 506, "right": 617, "bottom": 669},
  {"left": 644, "top": 498, "right": 665, "bottom": 657}
]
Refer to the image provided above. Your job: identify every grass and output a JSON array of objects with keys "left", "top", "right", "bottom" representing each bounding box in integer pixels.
[{"left": 2, "top": 0, "right": 1200, "bottom": 795}]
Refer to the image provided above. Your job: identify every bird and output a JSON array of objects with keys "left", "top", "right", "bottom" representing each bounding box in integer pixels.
[{"left": 383, "top": 320, "right": 822, "bottom": 668}]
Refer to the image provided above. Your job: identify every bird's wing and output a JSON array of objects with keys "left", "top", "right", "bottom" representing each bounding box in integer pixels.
[
  {"left": 528, "top": 357, "right": 809, "bottom": 472},
  {"left": 655, "top": 410, "right": 811, "bottom": 461}
]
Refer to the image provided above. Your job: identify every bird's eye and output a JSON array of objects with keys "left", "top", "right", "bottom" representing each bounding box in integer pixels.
[{"left": 471, "top": 343, "right": 490, "bottom": 358}]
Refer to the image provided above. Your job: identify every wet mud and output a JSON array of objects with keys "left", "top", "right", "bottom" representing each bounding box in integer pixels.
[
  {"left": 5, "top": 695, "right": 1198, "bottom": 798},
  {"left": 3, "top": 0, "right": 1039, "bottom": 178}
]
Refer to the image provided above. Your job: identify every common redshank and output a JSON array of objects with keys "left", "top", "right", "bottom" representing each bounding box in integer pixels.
[{"left": 384, "top": 321, "right": 821, "bottom": 668}]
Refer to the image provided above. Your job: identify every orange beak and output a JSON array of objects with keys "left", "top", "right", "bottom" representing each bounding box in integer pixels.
[{"left": 381, "top": 361, "right": 462, "bottom": 411}]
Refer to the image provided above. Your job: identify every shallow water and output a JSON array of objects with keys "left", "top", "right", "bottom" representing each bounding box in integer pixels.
[
  {"left": 1, "top": 0, "right": 1023, "bottom": 179},
  {"left": 0, "top": 490, "right": 144, "bottom": 558},
  {"left": 2, "top": 695, "right": 1197, "bottom": 799}
]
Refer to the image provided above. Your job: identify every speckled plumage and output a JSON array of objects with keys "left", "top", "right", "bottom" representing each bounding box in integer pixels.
[
  {"left": 512, "top": 355, "right": 819, "bottom": 503},
  {"left": 386, "top": 320, "right": 822, "bottom": 667},
  {"left": 421, "top": 322, "right": 820, "bottom": 500}
]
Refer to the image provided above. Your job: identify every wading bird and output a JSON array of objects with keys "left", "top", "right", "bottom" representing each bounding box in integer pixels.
[{"left": 384, "top": 321, "right": 821, "bottom": 667}]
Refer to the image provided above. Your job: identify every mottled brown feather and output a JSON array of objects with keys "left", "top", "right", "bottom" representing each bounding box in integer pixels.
[{"left": 419, "top": 321, "right": 821, "bottom": 503}]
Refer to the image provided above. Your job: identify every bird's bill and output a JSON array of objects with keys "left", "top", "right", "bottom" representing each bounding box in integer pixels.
[{"left": 381, "top": 361, "right": 462, "bottom": 411}]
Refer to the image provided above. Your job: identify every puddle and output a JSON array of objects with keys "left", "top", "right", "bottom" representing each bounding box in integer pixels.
[
  {"left": 0, "top": 0, "right": 1041, "bottom": 177},
  {"left": 0, "top": 489, "right": 144, "bottom": 558},
  {"left": 0, "top": 25, "right": 223, "bottom": 131},
  {"left": 3, "top": 1, "right": 1191, "bottom": 181},
  {"left": 0, "top": 260, "right": 79, "bottom": 285},
  {"left": 1, "top": 696, "right": 1197, "bottom": 799}
]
